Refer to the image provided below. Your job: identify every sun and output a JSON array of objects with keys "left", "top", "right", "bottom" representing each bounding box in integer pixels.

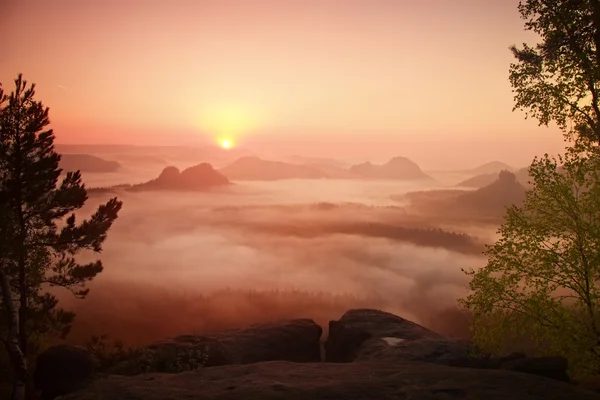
[{"left": 220, "top": 139, "right": 233, "bottom": 149}]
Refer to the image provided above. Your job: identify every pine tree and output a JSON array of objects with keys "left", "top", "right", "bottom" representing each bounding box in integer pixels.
[{"left": 0, "top": 74, "right": 123, "bottom": 399}]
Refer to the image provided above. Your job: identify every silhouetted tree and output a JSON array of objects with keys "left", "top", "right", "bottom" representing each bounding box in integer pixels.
[
  {"left": 509, "top": 0, "right": 600, "bottom": 145},
  {"left": 0, "top": 75, "right": 122, "bottom": 400}
]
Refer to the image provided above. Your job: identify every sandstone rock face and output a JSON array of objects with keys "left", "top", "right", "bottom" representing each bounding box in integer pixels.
[
  {"left": 37, "top": 310, "right": 587, "bottom": 399},
  {"left": 33, "top": 345, "right": 94, "bottom": 400},
  {"left": 110, "top": 319, "right": 322, "bottom": 375},
  {"left": 325, "top": 309, "right": 468, "bottom": 364},
  {"left": 324, "top": 309, "right": 570, "bottom": 382},
  {"left": 61, "top": 360, "right": 600, "bottom": 400}
]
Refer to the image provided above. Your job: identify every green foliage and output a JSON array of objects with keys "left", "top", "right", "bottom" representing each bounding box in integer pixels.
[
  {"left": 0, "top": 74, "right": 123, "bottom": 394},
  {"left": 509, "top": 0, "right": 600, "bottom": 143},
  {"left": 460, "top": 145, "right": 600, "bottom": 375}
]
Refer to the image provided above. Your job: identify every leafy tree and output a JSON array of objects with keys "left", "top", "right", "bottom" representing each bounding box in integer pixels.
[
  {"left": 462, "top": 0, "right": 600, "bottom": 376},
  {"left": 0, "top": 75, "right": 122, "bottom": 399},
  {"left": 509, "top": 0, "right": 600, "bottom": 144},
  {"left": 460, "top": 145, "right": 600, "bottom": 374}
]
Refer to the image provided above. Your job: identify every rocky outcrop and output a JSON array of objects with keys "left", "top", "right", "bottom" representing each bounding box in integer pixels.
[
  {"left": 33, "top": 345, "right": 94, "bottom": 400},
  {"left": 324, "top": 309, "right": 570, "bottom": 382},
  {"left": 109, "top": 319, "right": 322, "bottom": 375},
  {"left": 129, "top": 163, "right": 230, "bottom": 191},
  {"left": 325, "top": 309, "right": 477, "bottom": 366},
  {"left": 35, "top": 310, "right": 594, "bottom": 400},
  {"left": 60, "top": 361, "right": 600, "bottom": 400}
]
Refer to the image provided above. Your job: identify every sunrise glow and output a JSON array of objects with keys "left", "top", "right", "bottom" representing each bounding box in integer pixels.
[
  {"left": 0, "top": 0, "right": 567, "bottom": 168},
  {"left": 220, "top": 139, "right": 233, "bottom": 149}
]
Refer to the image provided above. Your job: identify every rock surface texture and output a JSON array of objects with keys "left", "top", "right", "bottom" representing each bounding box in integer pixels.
[
  {"left": 325, "top": 309, "right": 571, "bottom": 381},
  {"left": 34, "top": 310, "right": 600, "bottom": 399},
  {"left": 109, "top": 318, "right": 322, "bottom": 375},
  {"left": 60, "top": 361, "right": 600, "bottom": 400}
]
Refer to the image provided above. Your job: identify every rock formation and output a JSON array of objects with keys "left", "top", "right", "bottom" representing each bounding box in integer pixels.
[{"left": 34, "top": 309, "right": 600, "bottom": 400}]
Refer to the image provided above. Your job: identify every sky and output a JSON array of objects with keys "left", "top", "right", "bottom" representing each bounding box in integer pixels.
[{"left": 0, "top": 0, "right": 568, "bottom": 168}]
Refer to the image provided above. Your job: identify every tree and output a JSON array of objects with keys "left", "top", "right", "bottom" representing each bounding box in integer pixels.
[
  {"left": 461, "top": 0, "right": 600, "bottom": 376},
  {"left": 0, "top": 75, "right": 123, "bottom": 399},
  {"left": 460, "top": 145, "right": 600, "bottom": 374},
  {"left": 509, "top": 0, "right": 600, "bottom": 145}
]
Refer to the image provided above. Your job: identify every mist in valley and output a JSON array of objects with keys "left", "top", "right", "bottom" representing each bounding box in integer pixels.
[{"left": 54, "top": 160, "right": 495, "bottom": 347}]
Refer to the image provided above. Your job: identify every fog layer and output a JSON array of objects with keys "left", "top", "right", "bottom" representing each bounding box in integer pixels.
[{"left": 57, "top": 171, "right": 490, "bottom": 345}]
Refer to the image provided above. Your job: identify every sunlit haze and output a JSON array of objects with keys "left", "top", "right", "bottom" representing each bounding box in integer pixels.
[
  {"left": 3, "top": 2, "right": 593, "bottom": 389},
  {"left": 0, "top": 0, "right": 568, "bottom": 169}
]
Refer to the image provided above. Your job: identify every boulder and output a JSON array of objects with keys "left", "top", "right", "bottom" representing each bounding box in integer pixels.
[
  {"left": 325, "top": 309, "right": 471, "bottom": 364},
  {"left": 33, "top": 344, "right": 94, "bottom": 400},
  {"left": 60, "top": 360, "right": 600, "bottom": 400},
  {"left": 110, "top": 319, "right": 322, "bottom": 375},
  {"left": 324, "top": 309, "right": 569, "bottom": 382},
  {"left": 215, "top": 318, "right": 322, "bottom": 364}
]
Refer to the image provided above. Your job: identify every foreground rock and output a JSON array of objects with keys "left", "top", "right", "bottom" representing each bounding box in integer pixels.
[
  {"left": 325, "top": 309, "right": 569, "bottom": 381},
  {"left": 61, "top": 360, "right": 600, "bottom": 400},
  {"left": 109, "top": 319, "right": 322, "bottom": 375},
  {"left": 325, "top": 309, "right": 468, "bottom": 363},
  {"left": 34, "top": 345, "right": 94, "bottom": 400}
]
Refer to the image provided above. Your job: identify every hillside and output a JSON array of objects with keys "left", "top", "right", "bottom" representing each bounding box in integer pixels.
[
  {"left": 285, "top": 155, "right": 348, "bottom": 169},
  {"left": 464, "top": 161, "right": 514, "bottom": 175},
  {"left": 455, "top": 170, "right": 527, "bottom": 215},
  {"left": 219, "top": 156, "right": 330, "bottom": 180},
  {"left": 59, "top": 154, "right": 121, "bottom": 173},
  {"left": 129, "top": 163, "right": 230, "bottom": 191},
  {"left": 457, "top": 167, "right": 532, "bottom": 188},
  {"left": 349, "top": 157, "right": 433, "bottom": 181}
]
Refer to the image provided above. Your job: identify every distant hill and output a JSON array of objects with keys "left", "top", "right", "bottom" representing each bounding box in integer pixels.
[
  {"left": 110, "top": 154, "right": 168, "bottom": 165},
  {"left": 406, "top": 171, "right": 527, "bottom": 221},
  {"left": 306, "top": 163, "right": 358, "bottom": 179},
  {"left": 456, "top": 172, "right": 498, "bottom": 188},
  {"left": 457, "top": 167, "right": 532, "bottom": 188},
  {"left": 285, "top": 155, "right": 348, "bottom": 169},
  {"left": 349, "top": 157, "right": 433, "bottom": 181},
  {"left": 220, "top": 157, "right": 330, "bottom": 180},
  {"left": 59, "top": 154, "right": 121, "bottom": 173},
  {"left": 130, "top": 163, "right": 230, "bottom": 191},
  {"left": 455, "top": 171, "right": 526, "bottom": 215},
  {"left": 55, "top": 144, "right": 256, "bottom": 167},
  {"left": 463, "top": 161, "right": 514, "bottom": 175}
]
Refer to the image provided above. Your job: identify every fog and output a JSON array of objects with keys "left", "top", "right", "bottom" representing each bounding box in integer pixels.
[{"left": 54, "top": 165, "right": 493, "bottom": 347}]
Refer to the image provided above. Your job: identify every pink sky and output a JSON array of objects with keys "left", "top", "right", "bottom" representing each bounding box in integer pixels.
[{"left": 0, "top": 0, "right": 567, "bottom": 169}]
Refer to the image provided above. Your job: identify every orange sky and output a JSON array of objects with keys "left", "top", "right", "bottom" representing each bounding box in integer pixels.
[{"left": 0, "top": 0, "right": 568, "bottom": 168}]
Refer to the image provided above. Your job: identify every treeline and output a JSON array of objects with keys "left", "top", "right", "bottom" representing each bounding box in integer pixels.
[{"left": 244, "top": 221, "right": 482, "bottom": 254}]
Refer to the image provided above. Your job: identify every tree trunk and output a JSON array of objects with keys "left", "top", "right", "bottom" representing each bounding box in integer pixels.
[
  {"left": 17, "top": 254, "right": 27, "bottom": 357},
  {"left": 0, "top": 267, "right": 27, "bottom": 400}
]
